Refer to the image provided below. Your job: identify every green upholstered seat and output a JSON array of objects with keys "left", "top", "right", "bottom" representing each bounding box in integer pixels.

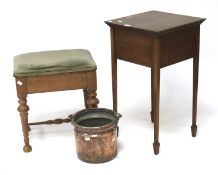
[{"left": 13, "top": 49, "right": 97, "bottom": 76}]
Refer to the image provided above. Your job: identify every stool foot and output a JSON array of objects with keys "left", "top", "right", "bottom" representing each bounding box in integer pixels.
[
  {"left": 153, "top": 141, "right": 160, "bottom": 155},
  {"left": 150, "top": 111, "right": 154, "bottom": 123},
  {"left": 23, "top": 145, "right": 32, "bottom": 153},
  {"left": 191, "top": 124, "right": 197, "bottom": 137}
]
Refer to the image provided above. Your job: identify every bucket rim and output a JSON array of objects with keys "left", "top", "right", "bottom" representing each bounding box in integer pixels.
[{"left": 69, "top": 108, "right": 121, "bottom": 132}]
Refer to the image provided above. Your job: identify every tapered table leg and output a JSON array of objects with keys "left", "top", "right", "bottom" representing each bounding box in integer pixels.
[
  {"left": 152, "top": 37, "right": 161, "bottom": 155},
  {"left": 150, "top": 68, "right": 154, "bottom": 123},
  {"left": 110, "top": 28, "right": 117, "bottom": 112},
  {"left": 112, "top": 56, "right": 117, "bottom": 112},
  {"left": 152, "top": 67, "right": 160, "bottom": 155},
  {"left": 192, "top": 57, "right": 199, "bottom": 137},
  {"left": 191, "top": 28, "right": 200, "bottom": 137}
]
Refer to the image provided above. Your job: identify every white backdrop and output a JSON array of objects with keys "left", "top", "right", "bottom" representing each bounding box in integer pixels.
[{"left": 1, "top": 0, "right": 218, "bottom": 174}]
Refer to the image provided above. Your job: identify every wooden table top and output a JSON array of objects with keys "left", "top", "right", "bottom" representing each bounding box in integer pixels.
[{"left": 105, "top": 10, "right": 205, "bottom": 35}]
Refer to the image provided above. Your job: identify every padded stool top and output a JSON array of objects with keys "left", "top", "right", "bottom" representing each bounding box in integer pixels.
[{"left": 13, "top": 49, "right": 97, "bottom": 76}]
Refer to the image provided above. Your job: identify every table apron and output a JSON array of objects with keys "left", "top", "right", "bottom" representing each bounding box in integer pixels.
[
  {"left": 160, "top": 25, "right": 199, "bottom": 67},
  {"left": 114, "top": 28, "right": 153, "bottom": 67},
  {"left": 112, "top": 25, "right": 200, "bottom": 68}
]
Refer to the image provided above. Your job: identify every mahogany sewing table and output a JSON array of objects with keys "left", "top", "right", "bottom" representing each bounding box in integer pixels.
[{"left": 105, "top": 10, "right": 205, "bottom": 154}]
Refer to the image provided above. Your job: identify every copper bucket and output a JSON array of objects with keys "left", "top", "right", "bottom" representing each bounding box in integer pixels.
[{"left": 69, "top": 108, "right": 121, "bottom": 163}]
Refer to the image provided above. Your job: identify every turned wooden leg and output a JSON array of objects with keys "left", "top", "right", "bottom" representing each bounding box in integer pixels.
[
  {"left": 152, "top": 38, "right": 160, "bottom": 155},
  {"left": 86, "top": 90, "right": 99, "bottom": 108},
  {"left": 17, "top": 97, "right": 32, "bottom": 152},
  {"left": 150, "top": 68, "right": 154, "bottom": 123},
  {"left": 83, "top": 89, "right": 88, "bottom": 108},
  {"left": 110, "top": 28, "right": 117, "bottom": 112}
]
